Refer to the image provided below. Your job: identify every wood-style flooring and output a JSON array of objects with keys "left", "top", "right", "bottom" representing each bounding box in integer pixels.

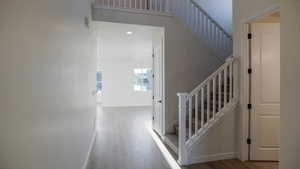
[
  {"left": 186, "top": 159, "right": 278, "bottom": 169},
  {"left": 88, "top": 106, "right": 278, "bottom": 169},
  {"left": 88, "top": 106, "right": 170, "bottom": 169}
]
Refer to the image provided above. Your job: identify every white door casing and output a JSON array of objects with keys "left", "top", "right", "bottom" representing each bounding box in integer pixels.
[
  {"left": 251, "top": 23, "right": 280, "bottom": 161},
  {"left": 152, "top": 39, "right": 164, "bottom": 136}
]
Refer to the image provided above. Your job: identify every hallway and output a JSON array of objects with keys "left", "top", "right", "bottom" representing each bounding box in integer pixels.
[{"left": 88, "top": 107, "right": 170, "bottom": 169}]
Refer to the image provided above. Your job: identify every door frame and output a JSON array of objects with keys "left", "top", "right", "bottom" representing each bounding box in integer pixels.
[
  {"left": 238, "top": 4, "right": 280, "bottom": 161},
  {"left": 152, "top": 29, "right": 166, "bottom": 137}
]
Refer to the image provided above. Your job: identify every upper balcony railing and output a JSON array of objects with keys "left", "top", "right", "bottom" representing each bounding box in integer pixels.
[{"left": 95, "top": 0, "right": 172, "bottom": 13}]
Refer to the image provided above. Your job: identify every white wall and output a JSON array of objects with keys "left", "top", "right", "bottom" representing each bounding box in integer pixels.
[
  {"left": 0, "top": 1, "right": 97, "bottom": 169},
  {"left": 281, "top": 1, "right": 300, "bottom": 169},
  {"left": 189, "top": 108, "right": 238, "bottom": 164},
  {"left": 195, "top": 0, "right": 233, "bottom": 34},
  {"left": 92, "top": 8, "right": 223, "bottom": 133},
  {"left": 232, "top": 0, "right": 279, "bottom": 161},
  {"left": 96, "top": 22, "right": 156, "bottom": 107}
]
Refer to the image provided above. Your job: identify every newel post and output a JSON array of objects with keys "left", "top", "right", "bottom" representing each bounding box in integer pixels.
[{"left": 177, "top": 93, "right": 189, "bottom": 166}]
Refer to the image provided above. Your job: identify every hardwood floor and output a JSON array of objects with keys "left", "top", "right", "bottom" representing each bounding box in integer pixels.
[
  {"left": 88, "top": 106, "right": 278, "bottom": 169},
  {"left": 88, "top": 106, "right": 170, "bottom": 169},
  {"left": 186, "top": 159, "right": 278, "bottom": 169},
  {"left": 250, "top": 161, "right": 279, "bottom": 169}
]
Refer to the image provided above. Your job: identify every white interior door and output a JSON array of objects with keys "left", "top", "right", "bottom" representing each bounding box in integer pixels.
[
  {"left": 251, "top": 23, "right": 280, "bottom": 161},
  {"left": 152, "top": 44, "right": 163, "bottom": 136}
]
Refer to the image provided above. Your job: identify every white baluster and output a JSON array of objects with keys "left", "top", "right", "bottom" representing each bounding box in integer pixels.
[
  {"left": 182, "top": 0, "right": 186, "bottom": 20},
  {"left": 224, "top": 67, "right": 227, "bottom": 105},
  {"left": 190, "top": 4, "right": 192, "bottom": 31},
  {"left": 217, "top": 30, "right": 221, "bottom": 54},
  {"left": 188, "top": 96, "right": 192, "bottom": 138},
  {"left": 195, "top": 92, "right": 199, "bottom": 132},
  {"left": 196, "top": 9, "right": 200, "bottom": 36},
  {"left": 124, "top": 0, "right": 127, "bottom": 8},
  {"left": 229, "top": 62, "right": 233, "bottom": 101},
  {"left": 165, "top": 0, "right": 169, "bottom": 12},
  {"left": 212, "top": 25, "right": 216, "bottom": 49},
  {"left": 201, "top": 87, "right": 204, "bottom": 127},
  {"left": 207, "top": 83, "right": 210, "bottom": 122},
  {"left": 223, "top": 35, "right": 226, "bottom": 51},
  {"left": 209, "top": 21, "right": 213, "bottom": 47},
  {"left": 218, "top": 72, "right": 222, "bottom": 111},
  {"left": 191, "top": 4, "right": 194, "bottom": 32},
  {"left": 212, "top": 76, "right": 216, "bottom": 119},
  {"left": 139, "top": 0, "right": 142, "bottom": 9},
  {"left": 206, "top": 17, "right": 210, "bottom": 42},
  {"left": 200, "top": 12, "right": 204, "bottom": 37},
  {"left": 134, "top": 0, "right": 137, "bottom": 9},
  {"left": 185, "top": 0, "right": 189, "bottom": 23},
  {"left": 193, "top": 5, "right": 197, "bottom": 33},
  {"left": 207, "top": 20, "right": 210, "bottom": 44}
]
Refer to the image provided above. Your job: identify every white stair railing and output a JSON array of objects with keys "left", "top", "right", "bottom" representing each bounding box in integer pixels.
[
  {"left": 173, "top": 0, "right": 232, "bottom": 59},
  {"left": 94, "top": 0, "right": 232, "bottom": 58},
  {"left": 94, "top": 0, "right": 173, "bottom": 13},
  {"left": 177, "top": 57, "right": 237, "bottom": 165}
]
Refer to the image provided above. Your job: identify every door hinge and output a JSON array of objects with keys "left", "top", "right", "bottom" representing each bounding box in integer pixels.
[
  {"left": 248, "top": 68, "right": 252, "bottom": 74},
  {"left": 152, "top": 74, "right": 154, "bottom": 78},
  {"left": 152, "top": 54, "right": 154, "bottom": 58},
  {"left": 247, "top": 104, "right": 252, "bottom": 110},
  {"left": 248, "top": 33, "right": 252, "bottom": 39},
  {"left": 152, "top": 116, "right": 155, "bottom": 121},
  {"left": 152, "top": 96, "right": 154, "bottom": 100},
  {"left": 247, "top": 138, "right": 252, "bottom": 145}
]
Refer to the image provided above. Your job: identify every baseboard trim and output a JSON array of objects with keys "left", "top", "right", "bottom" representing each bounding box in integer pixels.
[
  {"left": 102, "top": 106, "right": 152, "bottom": 113},
  {"left": 82, "top": 130, "right": 97, "bottom": 169},
  {"left": 189, "top": 152, "right": 237, "bottom": 164}
]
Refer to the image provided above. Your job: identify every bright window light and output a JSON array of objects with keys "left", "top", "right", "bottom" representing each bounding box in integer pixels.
[
  {"left": 134, "top": 68, "right": 152, "bottom": 92},
  {"left": 96, "top": 71, "right": 103, "bottom": 92},
  {"left": 126, "top": 31, "right": 133, "bottom": 35}
]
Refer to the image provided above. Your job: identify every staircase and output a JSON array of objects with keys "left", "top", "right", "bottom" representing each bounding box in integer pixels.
[
  {"left": 93, "top": 0, "right": 232, "bottom": 59},
  {"left": 174, "top": 69, "right": 233, "bottom": 137},
  {"left": 93, "top": 0, "right": 237, "bottom": 165},
  {"left": 177, "top": 57, "right": 238, "bottom": 165}
]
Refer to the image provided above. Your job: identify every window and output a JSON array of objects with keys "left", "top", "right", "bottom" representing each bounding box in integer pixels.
[
  {"left": 134, "top": 68, "right": 152, "bottom": 92},
  {"left": 96, "top": 71, "right": 102, "bottom": 92}
]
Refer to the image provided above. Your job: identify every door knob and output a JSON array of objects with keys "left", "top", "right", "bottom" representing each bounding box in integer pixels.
[{"left": 158, "top": 100, "right": 162, "bottom": 103}]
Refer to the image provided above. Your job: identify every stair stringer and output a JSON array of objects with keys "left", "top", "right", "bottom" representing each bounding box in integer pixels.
[{"left": 185, "top": 98, "right": 239, "bottom": 165}]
